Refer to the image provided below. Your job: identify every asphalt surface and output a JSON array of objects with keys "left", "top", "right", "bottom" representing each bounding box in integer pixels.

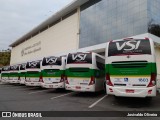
[{"left": 0, "top": 82, "right": 160, "bottom": 120}]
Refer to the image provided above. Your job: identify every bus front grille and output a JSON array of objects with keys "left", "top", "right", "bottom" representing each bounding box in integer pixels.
[
  {"left": 132, "top": 84, "right": 146, "bottom": 86},
  {"left": 112, "top": 61, "right": 148, "bottom": 68},
  {"left": 114, "top": 84, "right": 126, "bottom": 86}
]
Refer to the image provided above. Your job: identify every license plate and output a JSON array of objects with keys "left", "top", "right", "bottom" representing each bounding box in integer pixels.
[
  {"left": 31, "top": 83, "right": 34, "bottom": 85},
  {"left": 75, "top": 86, "right": 81, "bottom": 89},
  {"left": 126, "top": 89, "right": 134, "bottom": 93},
  {"left": 49, "top": 85, "right": 53, "bottom": 88}
]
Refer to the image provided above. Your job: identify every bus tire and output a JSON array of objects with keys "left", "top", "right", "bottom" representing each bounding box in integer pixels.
[
  {"left": 145, "top": 97, "right": 152, "bottom": 102},
  {"left": 103, "top": 82, "right": 106, "bottom": 93}
]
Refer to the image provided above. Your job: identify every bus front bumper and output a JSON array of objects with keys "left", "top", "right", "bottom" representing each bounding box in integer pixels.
[
  {"left": 19, "top": 78, "right": 26, "bottom": 84},
  {"left": 9, "top": 79, "right": 20, "bottom": 84},
  {"left": 41, "top": 82, "right": 65, "bottom": 89},
  {"left": 25, "top": 82, "right": 41, "bottom": 86},
  {"left": 1, "top": 79, "right": 10, "bottom": 83},
  {"left": 107, "top": 86, "right": 156, "bottom": 97},
  {"left": 65, "top": 84, "right": 96, "bottom": 92}
]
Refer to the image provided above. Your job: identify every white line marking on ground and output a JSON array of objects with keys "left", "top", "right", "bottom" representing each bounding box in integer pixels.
[
  {"left": 28, "top": 90, "right": 49, "bottom": 94},
  {"left": 50, "top": 92, "right": 73, "bottom": 100},
  {"left": 88, "top": 95, "right": 108, "bottom": 108}
]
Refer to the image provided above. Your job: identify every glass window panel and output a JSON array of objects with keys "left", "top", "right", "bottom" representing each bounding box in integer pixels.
[{"left": 79, "top": 0, "right": 150, "bottom": 48}]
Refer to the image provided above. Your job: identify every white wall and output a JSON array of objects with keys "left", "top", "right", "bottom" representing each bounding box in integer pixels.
[
  {"left": 10, "top": 12, "right": 79, "bottom": 64},
  {"left": 155, "top": 47, "right": 160, "bottom": 75}
]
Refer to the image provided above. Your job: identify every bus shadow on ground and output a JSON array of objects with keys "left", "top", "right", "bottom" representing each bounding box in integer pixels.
[
  {"left": 46, "top": 88, "right": 70, "bottom": 94},
  {"left": 71, "top": 90, "right": 105, "bottom": 98},
  {"left": 23, "top": 86, "right": 47, "bottom": 91},
  {"left": 113, "top": 96, "right": 153, "bottom": 108},
  {"left": 12, "top": 83, "right": 25, "bottom": 86},
  {"left": 0, "top": 83, "right": 13, "bottom": 86}
]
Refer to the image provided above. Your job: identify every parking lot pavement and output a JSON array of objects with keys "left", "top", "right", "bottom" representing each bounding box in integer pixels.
[{"left": 0, "top": 83, "right": 160, "bottom": 119}]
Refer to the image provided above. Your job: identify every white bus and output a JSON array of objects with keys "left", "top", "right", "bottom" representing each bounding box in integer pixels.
[
  {"left": 65, "top": 52, "right": 105, "bottom": 92},
  {"left": 19, "top": 63, "right": 26, "bottom": 84},
  {"left": 9, "top": 65, "right": 20, "bottom": 83},
  {"left": 105, "top": 37, "right": 157, "bottom": 98},
  {"left": 1, "top": 66, "right": 10, "bottom": 83},
  {"left": 25, "top": 60, "right": 42, "bottom": 86},
  {"left": 41, "top": 56, "right": 66, "bottom": 89}
]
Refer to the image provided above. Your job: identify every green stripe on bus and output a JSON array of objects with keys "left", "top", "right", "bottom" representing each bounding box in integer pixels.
[
  {"left": 105, "top": 63, "right": 157, "bottom": 75},
  {"left": 41, "top": 70, "right": 64, "bottom": 77},
  {"left": 19, "top": 73, "right": 26, "bottom": 77},
  {"left": 26, "top": 72, "right": 41, "bottom": 77},
  {"left": 65, "top": 69, "right": 104, "bottom": 78},
  {"left": 1, "top": 73, "right": 10, "bottom": 77},
  {"left": 9, "top": 73, "right": 20, "bottom": 77}
]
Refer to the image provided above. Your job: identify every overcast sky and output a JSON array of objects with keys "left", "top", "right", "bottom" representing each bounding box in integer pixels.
[{"left": 0, "top": 0, "right": 73, "bottom": 50}]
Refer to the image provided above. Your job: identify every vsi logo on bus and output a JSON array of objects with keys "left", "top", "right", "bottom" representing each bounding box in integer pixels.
[
  {"left": 22, "top": 64, "right": 26, "bottom": 68},
  {"left": 72, "top": 54, "right": 87, "bottom": 61},
  {"left": 116, "top": 40, "right": 141, "bottom": 51},
  {"left": 46, "top": 58, "right": 57, "bottom": 64},
  {"left": 12, "top": 65, "right": 18, "bottom": 70},
  {"left": 29, "top": 62, "right": 37, "bottom": 67}
]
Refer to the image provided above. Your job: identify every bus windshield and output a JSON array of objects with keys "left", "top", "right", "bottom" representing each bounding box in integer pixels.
[
  {"left": 108, "top": 39, "right": 151, "bottom": 56},
  {"left": 20, "top": 64, "right": 26, "bottom": 70},
  {"left": 42, "top": 57, "right": 62, "bottom": 66},
  {"left": 26, "top": 61, "right": 41, "bottom": 69},
  {"left": 67, "top": 53, "right": 92, "bottom": 64}
]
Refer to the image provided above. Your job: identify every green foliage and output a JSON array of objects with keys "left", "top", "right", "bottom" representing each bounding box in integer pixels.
[{"left": 0, "top": 50, "right": 11, "bottom": 67}]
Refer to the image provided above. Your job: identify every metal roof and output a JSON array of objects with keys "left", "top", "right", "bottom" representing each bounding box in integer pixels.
[{"left": 9, "top": 0, "right": 89, "bottom": 47}]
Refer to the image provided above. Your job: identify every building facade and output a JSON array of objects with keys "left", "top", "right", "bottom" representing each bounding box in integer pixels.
[
  {"left": 10, "top": 0, "right": 160, "bottom": 75},
  {"left": 79, "top": 0, "right": 160, "bottom": 48}
]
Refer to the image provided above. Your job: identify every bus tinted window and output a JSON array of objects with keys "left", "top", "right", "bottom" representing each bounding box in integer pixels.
[
  {"left": 10, "top": 65, "right": 19, "bottom": 71},
  {"left": 67, "top": 53, "right": 92, "bottom": 64},
  {"left": 42, "top": 56, "right": 61, "bottom": 66},
  {"left": 2, "top": 66, "right": 10, "bottom": 71},
  {"left": 108, "top": 39, "right": 151, "bottom": 57},
  {"left": 20, "top": 63, "right": 26, "bottom": 70},
  {"left": 26, "top": 61, "right": 41, "bottom": 69}
]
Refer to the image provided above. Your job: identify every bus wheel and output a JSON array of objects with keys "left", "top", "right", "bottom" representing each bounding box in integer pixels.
[
  {"left": 103, "top": 83, "right": 106, "bottom": 93},
  {"left": 145, "top": 97, "right": 152, "bottom": 102}
]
